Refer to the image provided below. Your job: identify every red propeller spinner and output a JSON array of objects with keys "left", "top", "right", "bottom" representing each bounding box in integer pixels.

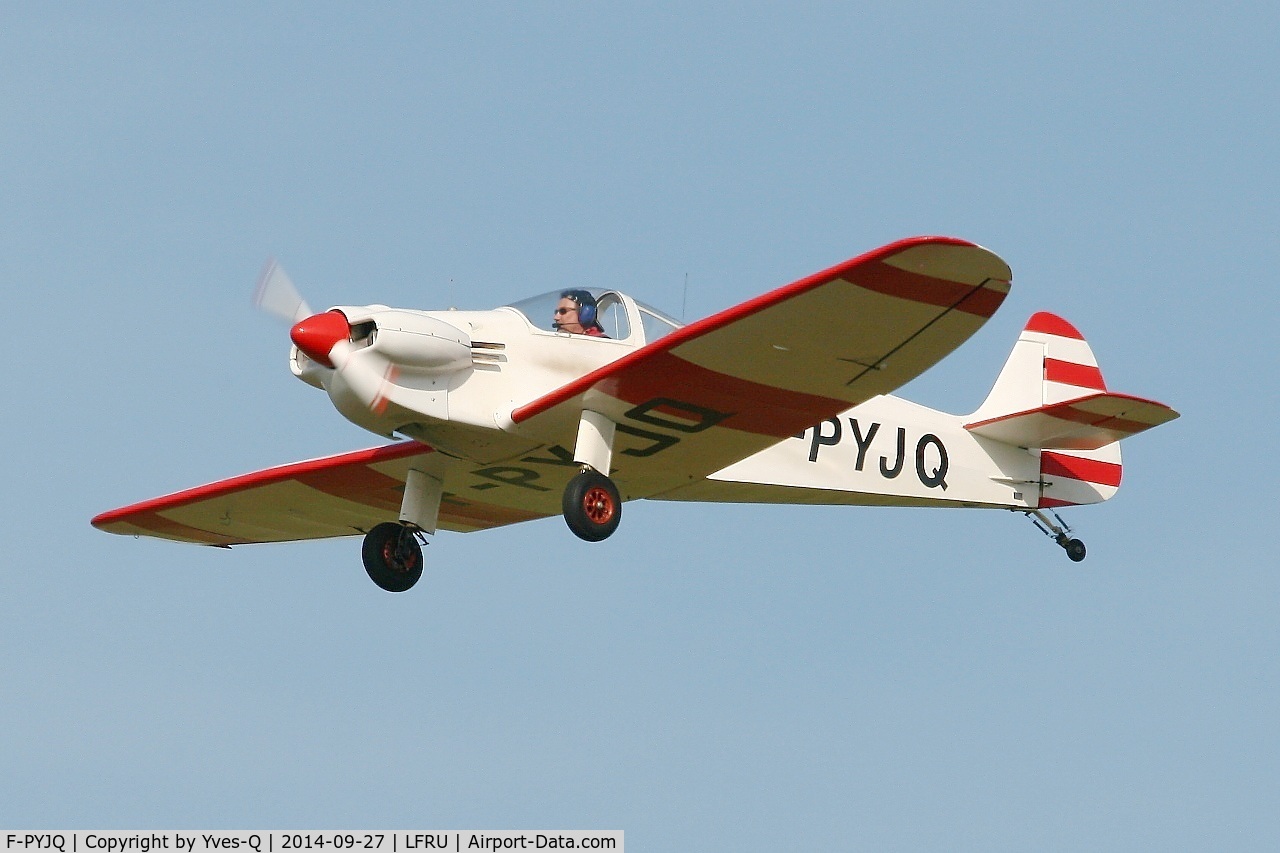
[{"left": 290, "top": 311, "right": 350, "bottom": 368}]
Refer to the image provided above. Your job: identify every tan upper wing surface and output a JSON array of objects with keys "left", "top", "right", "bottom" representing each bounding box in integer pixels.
[{"left": 510, "top": 236, "right": 1012, "bottom": 498}]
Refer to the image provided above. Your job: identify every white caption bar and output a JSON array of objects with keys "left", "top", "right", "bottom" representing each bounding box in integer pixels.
[{"left": 2, "top": 834, "right": 622, "bottom": 853}]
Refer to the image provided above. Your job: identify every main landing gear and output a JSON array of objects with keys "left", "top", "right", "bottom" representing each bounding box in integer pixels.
[
  {"left": 362, "top": 522, "right": 426, "bottom": 592},
  {"left": 563, "top": 468, "right": 622, "bottom": 542},
  {"left": 561, "top": 409, "right": 623, "bottom": 543},
  {"left": 1025, "top": 509, "right": 1087, "bottom": 562},
  {"left": 360, "top": 467, "right": 442, "bottom": 593}
]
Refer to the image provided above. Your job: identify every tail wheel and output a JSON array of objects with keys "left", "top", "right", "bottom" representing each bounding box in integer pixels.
[
  {"left": 563, "top": 470, "right": 622, "bottom": 542},
  {"left": 1025, "top": 510, "right": 1088, "bottom": 563},
  {"left": 362, "top": 522, "right": 424, "bottom": 592}
]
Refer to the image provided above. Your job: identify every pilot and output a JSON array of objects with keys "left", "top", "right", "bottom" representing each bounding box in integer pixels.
[{"left": 553, "top": 290, "right": 608, "bottom": 337}]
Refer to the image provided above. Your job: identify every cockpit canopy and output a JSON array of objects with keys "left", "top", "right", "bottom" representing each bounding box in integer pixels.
[{"left": 504, "top": 289, "right": 682, "bottom": 344}]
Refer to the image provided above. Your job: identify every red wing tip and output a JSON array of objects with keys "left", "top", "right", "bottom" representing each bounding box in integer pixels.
[
  {"left": 91, "top": 509, "right": 134, "bottom": 530},
  {"left": 1025, "top": 311, "right": 1085, "bottom": 339},
  {"left": 890, "top": 234, "right": 979, "bottom": 248}
]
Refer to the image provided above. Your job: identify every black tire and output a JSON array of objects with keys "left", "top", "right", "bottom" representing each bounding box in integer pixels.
[
  {"left": 1065, "top": 538, "right": 1087, "bottom": 563},
  {"left": 362, "top": 522, "right": 424, "bottom": 592},
  {"left": 562, "top": 470, "right": 622, "bottom": 542}
]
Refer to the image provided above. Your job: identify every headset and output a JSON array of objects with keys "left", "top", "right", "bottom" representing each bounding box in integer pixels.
[{"left": 561, "top": 289, "right": 598, "bottom": 327}]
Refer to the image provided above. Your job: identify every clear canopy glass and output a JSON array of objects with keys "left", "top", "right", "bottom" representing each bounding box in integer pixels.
[{"left": 504, "top": 289, "right": 682, "bottom": 343}]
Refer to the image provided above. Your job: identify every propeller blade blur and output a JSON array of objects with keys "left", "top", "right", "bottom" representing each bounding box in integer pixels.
[{"left": 253, "top": 258, "right": 312, "bottom": 324}]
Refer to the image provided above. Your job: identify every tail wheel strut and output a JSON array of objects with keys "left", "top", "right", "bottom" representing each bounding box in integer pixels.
[{"left": 1024, "top": 509, "right": 1087, "bottom": 563}]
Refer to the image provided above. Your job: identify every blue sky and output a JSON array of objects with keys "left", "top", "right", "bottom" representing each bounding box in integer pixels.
[{"left": 2, "top": 3, "right": 1276, "bottom": 848}]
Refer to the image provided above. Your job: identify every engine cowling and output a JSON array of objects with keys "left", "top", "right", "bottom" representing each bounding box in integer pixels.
[
  {"left": 290, "top": 306, "right": 474, "bottom": 436},
  {"left": 360, "top": 309, "right": 472, "bottom": 374}
]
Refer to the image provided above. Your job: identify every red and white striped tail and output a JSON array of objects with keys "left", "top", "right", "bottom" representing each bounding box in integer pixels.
[
  {"left": 1038, "top": 446, "right": 1122, "bottom": 508},
  {"left": 966, "top": 312, "right": 1177, "bottom": 508},
  {"left": 1024, "top": 312, "right": 1109, "bottom": 404}
]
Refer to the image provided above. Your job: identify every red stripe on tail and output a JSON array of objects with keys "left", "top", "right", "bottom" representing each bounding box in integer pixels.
[
  {"left": 1025, "top": 312, "right": 1085, "bottom": 339},
  {"left": 1041, "top": 451, "right": 1123, "bottom": 487},
  {"left": 1044, "top": 358, "right": 1106, "bottom": 390}
]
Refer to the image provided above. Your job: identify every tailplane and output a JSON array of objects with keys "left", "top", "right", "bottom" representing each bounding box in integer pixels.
[{"left": 965, "top": 312, "right": 1178, "bottom": 507}]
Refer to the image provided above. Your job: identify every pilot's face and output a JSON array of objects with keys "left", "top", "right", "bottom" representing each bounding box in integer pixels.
[{"left": 554, "top": 298, "right": 585, "bottom": 334}]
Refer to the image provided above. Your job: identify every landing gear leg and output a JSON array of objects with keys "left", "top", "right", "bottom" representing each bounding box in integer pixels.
[
  {"left": 1024, "top": 509, "right": 1087, "bottom": 562},
  {"left": 361, "top": 467, "right": 443, "bottom": 592}
]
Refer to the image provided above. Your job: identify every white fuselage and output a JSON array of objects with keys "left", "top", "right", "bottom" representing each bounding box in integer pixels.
[{"left": 293, "top": 295, "right": 656, "bottom": 463}]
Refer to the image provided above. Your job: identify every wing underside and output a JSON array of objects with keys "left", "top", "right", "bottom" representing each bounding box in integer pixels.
[{"left": 92, "top": 442, "right": 553, "bottom": 546}]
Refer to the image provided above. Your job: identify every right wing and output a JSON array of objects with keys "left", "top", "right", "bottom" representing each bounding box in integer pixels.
[{"left": 509, "top": 236, "right": 1012, "bottom": 498}]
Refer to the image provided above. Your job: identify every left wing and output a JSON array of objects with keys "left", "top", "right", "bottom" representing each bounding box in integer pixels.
[
  {"left": 92, "top": 442, "right": 551, "bottom": 545},
  {"left": 509, "top": 236, "right": 1012, "bottom": 498}
]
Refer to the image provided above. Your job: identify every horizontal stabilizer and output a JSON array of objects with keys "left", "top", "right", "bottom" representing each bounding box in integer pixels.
[{"left": 965, "top": 392, "right": 1179, "bottom": 450}]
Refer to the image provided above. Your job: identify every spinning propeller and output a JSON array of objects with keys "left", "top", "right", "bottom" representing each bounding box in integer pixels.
[
  {"left": 251, "top": 259, "right": 472, "bottom": 433},
  {"left": 253, "top": 258, "right": 313, "bottom": 324},
  {"left": 253, "top": 258, "right": 352, "bottom": 369}
]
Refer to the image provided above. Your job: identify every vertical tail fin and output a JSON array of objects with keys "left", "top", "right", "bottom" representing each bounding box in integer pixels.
[
  {"left": 965, "top": 312, "right": 1177, "bottom": 508},
  {"left": 969, "top": 311, "right": 1109, "bottom": 419}
]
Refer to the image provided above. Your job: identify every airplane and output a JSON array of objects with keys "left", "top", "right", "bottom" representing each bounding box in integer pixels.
[{"left": 92, "top": 236, "right": 1179, "bottom": 592}]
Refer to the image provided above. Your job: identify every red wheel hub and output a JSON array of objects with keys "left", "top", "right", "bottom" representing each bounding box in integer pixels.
[
  {"left": 381, "top": 538, "right": 418, "bottom": 573},
  {"left": 582, "top": 486, "right": 616, "bottom": 525}
]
